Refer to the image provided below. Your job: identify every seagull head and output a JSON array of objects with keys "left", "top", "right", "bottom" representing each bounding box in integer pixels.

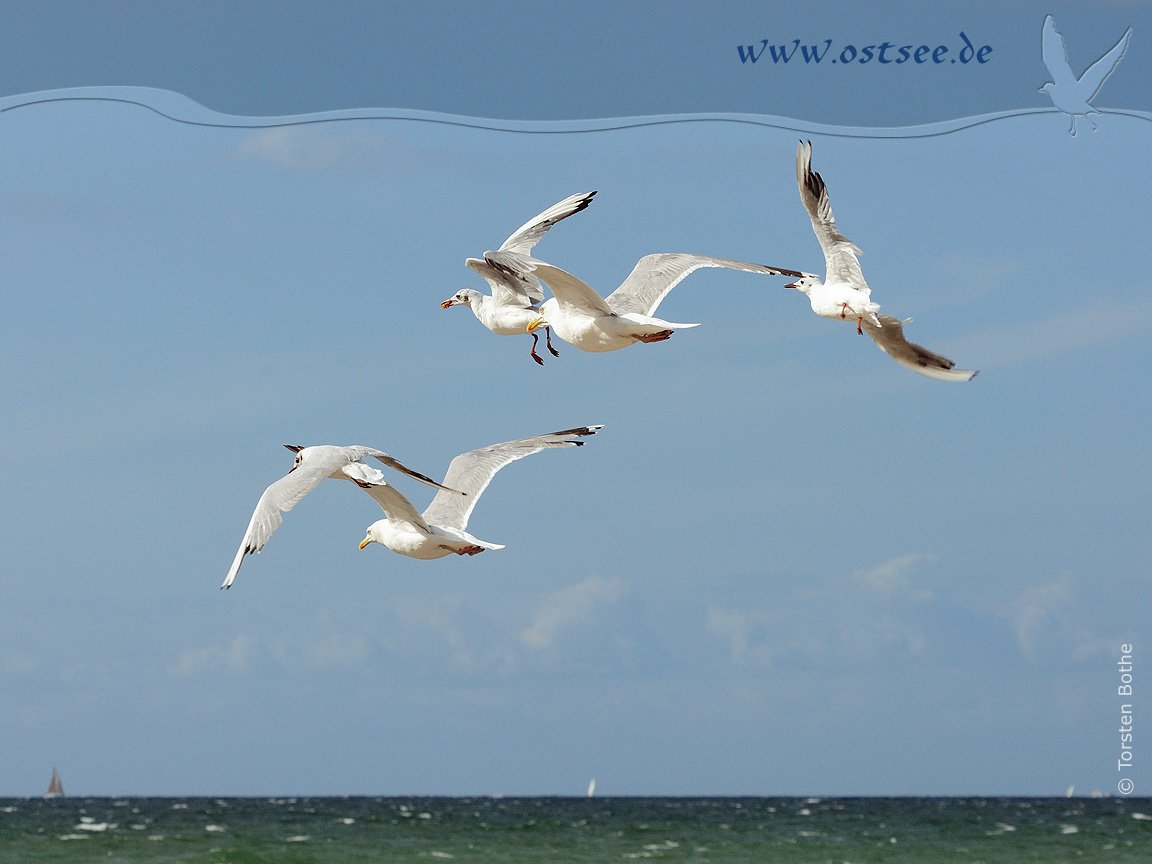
[
  {"left": 783, "top": 274, "right": 821, "bottom": 295},
  {"left": 283, "top": 443, "right": 306, "bottom": 472},
  {"left": 440, "top": 290, "right": 477, "bottom": 310},
  {"left": 359, "top": 521, "right": 386, "bottom": 550}
]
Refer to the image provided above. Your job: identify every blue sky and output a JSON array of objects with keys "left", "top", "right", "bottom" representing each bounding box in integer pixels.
[{"left": 0, "top": 2, "right": 1149, "bottom": 797}]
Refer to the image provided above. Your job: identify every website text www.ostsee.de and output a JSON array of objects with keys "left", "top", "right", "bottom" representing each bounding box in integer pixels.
[{"left": 737, "top": 32, "right": 992, "bottom": 66}]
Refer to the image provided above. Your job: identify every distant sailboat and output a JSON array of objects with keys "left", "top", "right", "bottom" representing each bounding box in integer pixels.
[
  {"left": 1066, "top": 784, "right": 1075, "bottom": 798},
  {"left": 45, "top": 767, "right": 65, "bottom": 798},
  {"left": 587, "top": 778, "right": 595, "bottom": 797}
]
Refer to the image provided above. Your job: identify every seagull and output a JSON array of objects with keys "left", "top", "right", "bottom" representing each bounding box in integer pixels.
[
  {"left": 1040, "top": 15, "right": 1132, "bottom": 136},
  {"left": 485, "top": 251, "right": 799, "bottom": 353},
  {"left": 441, "top": 191, "right": 596, "bottom": 364},
  {"left": 785, "top": 141, "right": 977, "bottom": 381},
  {"left": 223, "top": 444, "right": 458, "bottom": 588},
  {"left": 358, "top": 426, "right": 601, "bottom": 558}
]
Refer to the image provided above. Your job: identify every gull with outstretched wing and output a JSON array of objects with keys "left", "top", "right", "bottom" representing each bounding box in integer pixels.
[
  {"left": 442, "top": 191, "right": 596, "bottom": 364},
  {"left": 484, "top": 250, "right": 799, "bottom": 354},
  {"left": 358, "top": 426, "right": 602, "bottom": 558},
  {"left": 785, "top": 141, "right": 977, "bottom": 381},
  {"left": 223, "top": 444, "right": 457, "bottom": 588}
]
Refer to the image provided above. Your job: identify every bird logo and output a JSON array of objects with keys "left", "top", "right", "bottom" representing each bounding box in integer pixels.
[{"left": 1039, "top": 15, "right": 1132, "bottom": 136}]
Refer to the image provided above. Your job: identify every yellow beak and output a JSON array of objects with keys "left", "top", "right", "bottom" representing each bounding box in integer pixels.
[
  {"left": 527, "top": 316, "right": 544, "bottom": 332},
  {"left": 359, "top": 537, "right": 371, "bottom": 550},
  {"left": 440, "top": 299, "right": 454, "bottom": 309}
]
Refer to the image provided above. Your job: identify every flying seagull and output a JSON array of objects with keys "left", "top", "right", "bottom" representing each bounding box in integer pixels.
[
  {"left": 484, "top": 250, "right": 799, "bottom": 354},
  {"left": 223, "top": 444, "right": 458, "bottom": 588},
  {"left": 442, "top": 191, "right": 596, "bottom": 364},
  {"left": 785, "top": 141, "right": 977, "bottom": 381},
  {"left": 358, "top": 426, "right": 602, "bottom": 558},
  {"left": 1040, "top": 15, "right": 1132, "bottom": 136}
]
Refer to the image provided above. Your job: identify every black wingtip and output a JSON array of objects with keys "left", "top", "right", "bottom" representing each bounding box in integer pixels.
[{"left": 551, "top": 425, "right": 602, "bottom": 439}]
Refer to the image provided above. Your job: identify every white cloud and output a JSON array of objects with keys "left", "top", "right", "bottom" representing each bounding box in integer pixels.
[
  {"left": 170, "top": 630, "right": 376, "bottom": 678},
  {"left": 283, "top": 633, "right": 370, "bottom": 671},
  {"left": 169, "top": 634, "right": 257, "bottom": 678},
  {"left": 706, "top": 554, "right": 941, "bottom": 669},
  {"left": 519, "top": 576, "right": 625, "bottom": 650},
  {"left": 1011, "top": 577, "right": 1114, "bottom": 664},
  {"left": 225, "top": 126, "right": 452, "bottom": 174},
  {"left": 854, "top": 553, "right": 934, "bottom": 594},
  {"left": 961, "top": 299, "right": 1152, "bottom": 370}
]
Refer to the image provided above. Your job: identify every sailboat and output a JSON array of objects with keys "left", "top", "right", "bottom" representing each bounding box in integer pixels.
[
  {"left": 44, "top": 767, "right": 65, "bottom": 798},
  {"left": 586, "top": 778, "right": 595, "bottom": 798}
]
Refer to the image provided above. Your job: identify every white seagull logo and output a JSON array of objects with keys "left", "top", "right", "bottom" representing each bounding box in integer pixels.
[{"left": 1039, "top": 15, "right": 1132, "bottom": 136}]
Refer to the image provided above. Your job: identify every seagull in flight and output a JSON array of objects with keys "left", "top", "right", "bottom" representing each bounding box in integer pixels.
[
  {"left": 358, "top": 426, "right": 601, "bottom": 558},
  {"left": 223, "top": 444, "right": 457, "bottom": 588},
  {"left": 785, "top": 141, "right": 977, "bottom": 381},
  {"left": 485, "top": 251, "right": 799, "bottom": 354},
  {"left": 1040, "top": 15, "right": 1132, "bottom": 136},
  {"left": 441, "top": 191, "right": 596, "bottom": 364}
]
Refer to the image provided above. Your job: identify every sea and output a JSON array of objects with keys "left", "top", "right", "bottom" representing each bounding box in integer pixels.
[{"left": 1, "top": 796, "right": 1149, "bottom": 862}]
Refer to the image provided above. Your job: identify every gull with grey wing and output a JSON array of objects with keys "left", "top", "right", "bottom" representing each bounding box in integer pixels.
[{"left": 441, "top": 191, "right": 596, "bottom": 364}]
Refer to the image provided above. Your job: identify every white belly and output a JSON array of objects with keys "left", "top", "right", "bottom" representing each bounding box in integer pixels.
[
  {"left": 376, "top": 521, "right": 454, "bottom": 560},
  {"left": 476, "top": 304, "right": 537, "bottom": 336},
  {"left": 809, "top": 283, "right": 878, "bottom": 321}
]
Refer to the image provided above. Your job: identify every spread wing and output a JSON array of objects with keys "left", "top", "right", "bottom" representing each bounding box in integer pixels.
[
  {"left": 485, "top": 252, "right": 614, "bottom": 317},
  {"left": 498, "top": 191, "right": 596, "bottom": 256},
  {"left": 465, "top": 255, "right": 543, "bottom": 308},
  {"left": 1077, "top": 26, "right": 1131, "bottom": 101},
  {"left": 861, "top": 315, "right": 978, "bottom": 382},
  {"left": 605, "top": 253, "right": 802, "bottom": 317},
  {"left": 362, "top": 448, "right": 461, "bottom": 495},
  {"left": 796, "top": 140, "right": 865, "bottom": 288},
  {"left": 1042, "top": 16, "right": 1077, "bottom": 89},
  {"left": 421, "top": 426, "right": 602, "bottom": 531},
  {"left": 358, "top": 481, "right": 429, "bottom": 531},
  {"left": 222, "top": 447, "right": 357, "bottom": 589}
]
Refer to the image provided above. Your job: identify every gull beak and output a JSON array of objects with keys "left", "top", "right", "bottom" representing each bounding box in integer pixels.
[
  {"left": 783, "top": 282, "right": 798, "bottom": 290},
  {"left": 527, "top": 316, "right": 544, "bottom": 333},
  {"left": 440, "top": 299, "right": 455, "bottom": 309},
  {"left": 359, "top": 536, "right": 371, "bottom": 550}
]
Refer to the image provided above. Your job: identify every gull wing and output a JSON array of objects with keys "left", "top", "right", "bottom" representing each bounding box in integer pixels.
[
  {"left": 498, "top": 191, "right": 597, "bottom": 256},
  {"left": 485, "top": 252, "right": 614, "bottom": 317},
  {"left": 358, "top": 481, "right": 430, "bottom": 532},
  {"left": 465, "top": 255, "right": 543, "bottom": 308},
  {"left": 362, "top": 448, "right": 462, "bottom": 495},
  {"left": 1077, "top": 25, "right": 1131, "bottom": 101},
  {"left": 861, "top": 315, "right": 978, "bottom": 382},
  {"left": 422, "top": 426, "right": 602, "bottom": 532},
  {"left": 796, "top": 140, "right": 866, "bottom": 288},
  {"left": 1041, "top": 16, "right": 1078, "bottom": 90},
  {"left": 222, "top": 446, "right": 361, "bottom": 589},
  {"left": 605, "top": 253, "right": 802, "bottom": 317}
]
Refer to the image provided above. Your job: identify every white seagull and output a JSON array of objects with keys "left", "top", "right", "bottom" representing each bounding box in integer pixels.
[
  {"left": 485, "top": 250, "right": 799, "bottom": 353},
  {"left": 1040, "top": 15, "right": 1132, "bottom": 136},
  {"left": 223, "top": 444, "right": 457, "bottom": 588},
  {"left": 785, "top": 141, "right": 977, "bottom": 381},
  {"left": 441, "top": 191, "right": 596, "bottom": 364},
  {"left": 358, "top": 426, "right": 601, "bottom": 559}
]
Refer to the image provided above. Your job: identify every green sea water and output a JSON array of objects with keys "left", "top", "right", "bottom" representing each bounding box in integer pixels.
[{"left": 1, "top": 797, "right": 1149, "bottom": 863}]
